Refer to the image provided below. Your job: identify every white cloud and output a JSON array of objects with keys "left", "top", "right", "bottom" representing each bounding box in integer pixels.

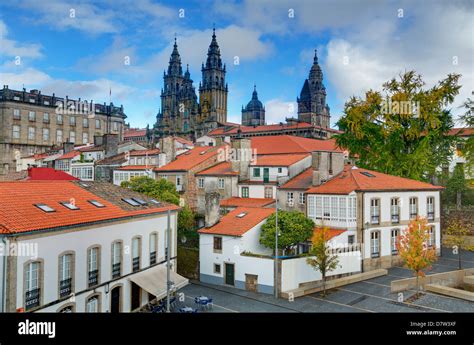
[
  {"left": 264, "top": 99, "right": 298, "bottom": 124},
  {"left": 0, "top": 20, "right": 42, "bottom": 58}
]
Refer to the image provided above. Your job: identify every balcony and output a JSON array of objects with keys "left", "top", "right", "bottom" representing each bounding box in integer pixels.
[
  {"left": 25, "top": 288, "right": 40, "bottom": 310},
  {"left": 112, "top": 263, "right": 121, "bottom": 278},
  {"left": 371, "top": 251, "right": 380, "bottom": 258},
  {"left": 88, "top": 269, "right": 99, "bottom": 287},
  {"left": 59, "top": 278, "right": 72, "bottom": 298},
  {"left": 427, "top": 212, "right": 435, "bottom": 221},
  {"left": 150, "top": 251, "right": 157, "bottom": 265},
  {"left": 409, "top": 212, "right": 418, "bottom": 220},
  {"left": 133, "top": 257, "right": 140, "bottom": 272}
]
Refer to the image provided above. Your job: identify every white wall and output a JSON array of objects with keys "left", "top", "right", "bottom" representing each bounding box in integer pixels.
[
  {"left": 239, "top": 184, "right": 276, "bottom": 199},
  {"left": 12, "top": 212, "right": 178, "bottom": 312},
  {"left": 281, "top": 251, "right": 362, "bottom": 292}
]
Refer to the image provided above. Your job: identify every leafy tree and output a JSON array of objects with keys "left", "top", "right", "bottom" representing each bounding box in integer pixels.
[
  {"left": 335, "top": 71, "right": 461, "bottom": 181},
  {"left": 306, "top": 227, "right": 339, "bottom": 296},
  {"left": 178, "top": 206, "right": 197, "bottom": 247},
  {"left": 259, "top": 211, "right": 314, "bottom": 255},
  {"left": 121, "top": 176, "right": 180, "bottom": 205},
  {"left": 445, "top": 164, "right": 468, "bottom": 209},
  {"left": 458, "top": 97, "right": 474, "bottom": 175},
  {"left": 397, "top": 217, "right": 437, "bottom": 294},
  {"left": 444, "top": 219, "right": 470, "bottom": 270}
]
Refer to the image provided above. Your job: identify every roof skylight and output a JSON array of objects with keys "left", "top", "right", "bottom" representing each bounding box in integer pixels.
[
  {"left": 122, "top": 198, "right": 140, "bottom": 206},
  {"left": 132, "top": 197, "right": 147, "bottom": 206},
  {"left": 360, "top": 171, "right": 376, "bottom": 178},
  {"left": 60, "top": 201, "right": 80, "bottom": 210},
  {"left": 150, "top": 199, "right": 161, "bottom": 205},
  {"left": 88, "top": 200, "right": 105, "bottom": 208},
  {"left": 35, "top": 204, "right": 56, "bottom": 213},
  {"left": 236, "top": 212, "right": 247, "bottom": 218}
]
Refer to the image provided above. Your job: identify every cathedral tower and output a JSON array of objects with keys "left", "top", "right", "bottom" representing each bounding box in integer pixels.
[
  {"left": 297, "top": 50, "right": 330, "bottom": 128},
  {"left": 241, "top": 85, "right": 265, "bottom": 126}
]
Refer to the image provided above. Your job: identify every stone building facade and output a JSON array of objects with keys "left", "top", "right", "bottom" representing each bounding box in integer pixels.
[
  {"left": 0, "top": 85, "right": 126, "bottom": 175},
  {"left": 241, "top": 85, "right": 265, "bottom": 126}
]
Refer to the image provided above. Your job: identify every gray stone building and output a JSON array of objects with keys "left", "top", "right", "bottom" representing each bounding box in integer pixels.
[
  {"left": 0, "top": 85, "right": 126, "bottom": 175},
  {"left": 241, "top": 85, "right": 265, "bottom": 126}
]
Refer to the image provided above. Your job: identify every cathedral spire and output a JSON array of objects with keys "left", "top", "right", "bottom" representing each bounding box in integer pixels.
[
  {"left": 206, "top": 27, "right": 222, "bottom": 69},
  {"left": 313, "top": 49, "right": 318, "bottom": 64},
  {"left": 167, "top": 37, "right": 182, "bottom": 76}
]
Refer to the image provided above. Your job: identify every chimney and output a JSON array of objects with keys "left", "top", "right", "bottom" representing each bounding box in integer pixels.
[
  {"left": 94, "top": 135, "right": 103, "bottom": 146},
  {"left": 103, "top": 134, "right": 119, "bottom": 158},
  {"left": 63, "top": 142, "right": 74, "bottom": 154},
  {"left": 159, "top": 136, "right": 176, "bottom": 164},
  {"left": 311, "top": 151, "right": 346, "bottom": 186},
  {"left": 230, "top": 138, "right": 252, "bottom": 181},
  {"left": 205, "top": 190, "right": 221, "bottom": 228}
]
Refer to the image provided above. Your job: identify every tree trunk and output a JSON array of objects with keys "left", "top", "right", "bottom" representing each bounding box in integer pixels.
[
  {"left": 456, "top": 191, "right": 462, "bottom": 211},
  {"left": 322, "top": 273, "right": 326, "bottom": 297},
  {"left": 416, "top": 274, "right": 419, "bottom": 295}
]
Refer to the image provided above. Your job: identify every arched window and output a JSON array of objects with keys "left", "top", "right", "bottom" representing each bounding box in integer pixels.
[{"left": 86, "top": 295, "right": 100, "bottom": 313}]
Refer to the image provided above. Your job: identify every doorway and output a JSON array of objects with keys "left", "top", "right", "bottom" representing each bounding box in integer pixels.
[
  {"left": 131, "top": 282, "right": 141, "bottom": 311},
  {"left": 224, "top": 263, "right": 235, "bottom": 286},
  {"left": 110, "top": 286, "right": 121, "bottom": 313}
]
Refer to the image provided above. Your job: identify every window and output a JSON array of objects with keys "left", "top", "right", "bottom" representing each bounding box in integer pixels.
[
  {"left": 253, "top": 168, "right": 260, "bottom": 177},
  {"left": 198, "top": 178, "right": 204, "bottom": 189},
  {"left": 427, "top": 197, "right": 435, "bottom": 221},
  {"left": 132, "top": 237, "right": 141, "bottom": 272},
  {"left": 370, "top": 199, "right": 380, "bottom": 224},
  {"left": 70, "top": 116, "right": 76, "bottom": 126},
  {"left": 59, "top": 254, "right": 73, "bottom": 298},
  {"left": 12, "top": 125, "right": 20, "bottom": 139},
  {"left": 95, "top": 119, "right": 101, "bottom": 129},
  {"left": 57, "top": 114, "right": 63, "bottom": 125},
  {"left": 83, "top": 118, "right": 89, "bottom": 128},
  {"left": 217, "top": 178, "right": 225, "bottom": 189},
  {"left": 299, "top": 193, "right": 305, "bottom": 205},
  {"left": 409, "top": 197, "right": 418, "bottom": 219},
  {"left": 278, "top": 167, "right": 282, "bottom": 173},
  {"left": 391, "top": 229, "right": 399, "bottom": 254},
  {"left": 113, "top": 122, "right": 119, "bottom": 131},
  {"left": 370, "top": 231, "right": 380, "bottom": 258},
  {"left": 111, "top": 241, "right": 122, "bottom": 278},
  {"left": 59, "top": 305, "right": 74, "bottom": 313},
  {"left": 83, "top": 132, "right": 89, "bottom": 144},
  {"left": 13, "top": 108, "right": 21, "bottom": 119},
  {"left": 43, "top": 113, "right": 49, "bottom": 123},
  {"left": 391, "top": 198, "right": 399, "bottom": 223},
  {"left": 34, "top": 203, "right": 55, "bottom": 212},
  {"left": 42, "top": 128, "right": 49, "bottom": 141},
  {"left": 287, "top": 192, "right": 294, "bottom": 205},
  {"left": 348, "top": 235, "right": 355, "bottom": 245},
  {"left": 29, "top": 111, "right": 36, "bottom": 121},
  {"left": 60, "top": 201, "right": 80, "bottom": 210},
  {"left": 69, "top": 131, "right": 75, "bottom": 143},
  {"left": 213, "top": 237, "right": 222, "bottom": 252},
  {"left": 28, "top": 127, "right": 35, "bottom": 140},
  {"left": 427, "top": 227, "right": 435, "bottom": 247},
  {"left": 137, "top": 157, "right": 143, "bottom": 165},
  {"left": 86, "top": 296, "right": 99, "bottom": 313},
  {"left": 88, "top": 200, "right": 105, "bottom": 208},
  {"left": 241, "top": 187, "right": 249, "bottom": 198},
  {"left": 56, "top": 160, "right": 70, "bottom": 172},
  {"left": 72, "top": 166, "right": 93, "bottom": 180},
  {"left": 88, "top": 247, "right": 99, "bottom": 287},
  {"left": 122, "top": 198, "right": 140, "bottom": 206},
  {"left": 25, "top": 261, "right": 40, "bottom": 310},
  {"left": 150, "top": 233, "right": 158, "bottom": 265},
  {"left": 264, "top": 187, "right": 273, "bottom": 199},
  {"left": 57, "top": 129, "right": 63, "bottom": 143},
  {"left": 214, "top": 264, "right": 221, "bottom": 274}
]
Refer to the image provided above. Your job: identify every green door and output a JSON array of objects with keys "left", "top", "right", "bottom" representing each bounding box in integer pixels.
[
  {"left": 225, "top": 263, "right": 235, "bottom": 286},
  {"left": 263, "top": 168, "right": 269, "bottom": 183}
]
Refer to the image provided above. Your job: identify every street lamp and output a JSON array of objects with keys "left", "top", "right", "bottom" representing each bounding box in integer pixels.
[{"left": 274, "top": 175, "right": 285, "bottom": 299}]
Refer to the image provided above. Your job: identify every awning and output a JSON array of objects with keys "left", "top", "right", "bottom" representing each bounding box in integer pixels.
[{"left": 129, "top": 264, "right": 189, "bottom": 300}]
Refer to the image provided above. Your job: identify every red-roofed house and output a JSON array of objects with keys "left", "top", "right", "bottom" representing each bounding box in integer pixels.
[
  {"left": 27, "top": 167, "right": 79, "bottom": 180},
  {"left": 306, "top": 164, "right": 443, "bottom": 271},
  {"left": 0, "top": 180, "right": 186, "bottom": 313},
  {"left": 124, "top": 128, "right": 148, "bottom": 144}
]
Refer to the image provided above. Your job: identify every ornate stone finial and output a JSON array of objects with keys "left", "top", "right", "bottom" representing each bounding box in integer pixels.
[{"left": 314, "top": 49, "right": 318, "bottom": 64}]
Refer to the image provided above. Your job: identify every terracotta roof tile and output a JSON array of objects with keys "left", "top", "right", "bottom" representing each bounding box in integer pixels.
[
  {"left": 313, "top": 227, "right": 347, "bottom": 241},
  {"left": 253, "top": 154, "right": 309, "bottom": 167},
  {"left": 57, "top": 150, "right": 81, "bottom": 160},
  {"left": 209, "top": 123, "right": 341, "bottom": 136},
  {"left": 124, "top": 129, "right": 147, "bottom": 137},
  {"left": 0, "top": 181, "right": 178, "bottom": 234},
  {"left": 220, "top": 197, "right": 275, "bottom": 208},
  {"left": 196, "top": 162, "right": 238, "bottom": 176},
  {"left": 280, "top": 168, "right": 313, "bottom": 190},
  {"left": 115, "top": 165, "right": 153, "bottom": 171},
  {"left": 250, "top": 135, "right": 343, "bottom": 155},
  {"left": 306, "top": 165, "right": 443, "bottom": 194},
  {"left": 129, "top": 149, "right": 161, "bottom": 156},
  {"left": 198, "top": 207, "right": 274, "bottom": 236},
  {"left": 154, "top": 145, "right": 225, "bottom": 172},
  {"left": 448, "top": 127, "right": 473, "bottom": 137}
]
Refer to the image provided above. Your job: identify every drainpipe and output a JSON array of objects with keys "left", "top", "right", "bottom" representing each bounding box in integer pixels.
[{"left": 1, "top": 235, "right": 7, "bottom": 312}]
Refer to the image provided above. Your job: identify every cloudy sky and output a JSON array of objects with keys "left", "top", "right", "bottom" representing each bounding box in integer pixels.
[{"left": 0, "top": 0, "right": 472, "bottom": 129}]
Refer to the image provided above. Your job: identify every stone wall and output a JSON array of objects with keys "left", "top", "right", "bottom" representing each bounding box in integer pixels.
[{"left": 442, "top": 205, "right": 474, "bottom": 236}]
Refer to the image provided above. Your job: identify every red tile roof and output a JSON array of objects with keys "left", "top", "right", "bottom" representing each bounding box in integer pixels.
[
  {"left": 23, "top": 152, "right": 51, "bottom": 160},
  {"left": 27, "top": 168, "right": 79, "bottom": 180},
  {"left": 220, "top": 197, "right": 275, "bottom": 208},
  {"left": 78, "top": 145, "right": 104, "bottom": 152},
  {"left": 198, "top": 207, "right": 275, "bottom": 236},
  {"left": 173, "top": 136, "right": 193, "bottom": 146},
  {"left": 448, "top": 127, "right": 473, "bottom": 137},
  {"left": 115, "top": 165, "right": 153, "bottom": 171},
  {"left": 124, "top": 128, "right": 147, "bottom": 138},
  {"left": 0, "top": 181, "right": 178, "bottom": 234},
  {"left": 313, "top": 227, "right": 347, "bottom": 241},
  {"left": 129, "top": 149, "right": 160, "bottom": 156},
  {"left": 196, "top": 162, "right": 239, "bottom": 176},
  {"left": 280, "top": 168, "right": 313, "bottom": 190},
  {"left": 306, "top": 165, "right": 443, "bottom": 194},
  {"left": 154, "top": 145, "right": 225, "bottom": 172},
  {"left": 57, "top": 150, "right": 81, "bottom": 160},
  {"left": 253, "top": 154, "right": 309, "bottom": 167},
  {"left": 250, "top": 135, "right": 343, "bottom": 155},
  {"left": 209, "top": 122, "right": 342, "bottom": 136}
]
